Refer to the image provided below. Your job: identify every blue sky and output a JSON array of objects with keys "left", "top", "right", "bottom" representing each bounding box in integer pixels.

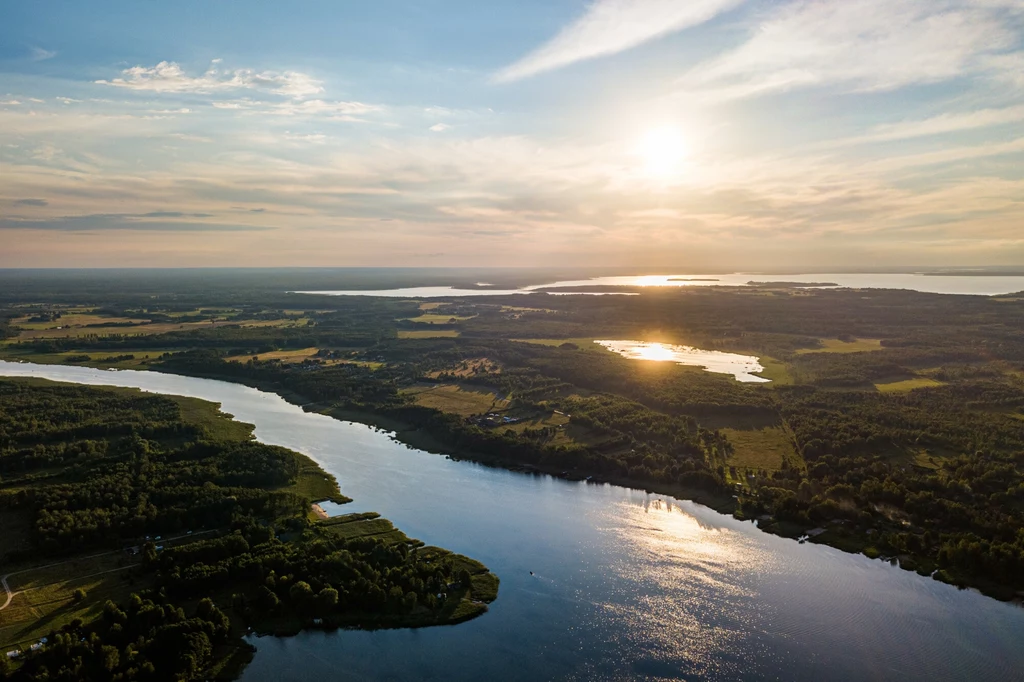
[{"left": 2, "top": 0, "right": 1023, "bottom": 267}]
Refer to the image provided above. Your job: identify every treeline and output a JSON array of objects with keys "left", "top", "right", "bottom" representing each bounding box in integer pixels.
[
  {"left": 1, "top": 596, "right": 234, "bottom": 681},
  {"left": 0, "top": 381, "right": 308, "bottom": 559},
  {"left": 152, "top": 523, "right": 485, "bottom": 624}
]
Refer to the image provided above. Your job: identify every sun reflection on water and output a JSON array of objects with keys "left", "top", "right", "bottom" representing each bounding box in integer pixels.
[
  {"left": 594, "top": 339, "right": 771, "bottom": 383},
  {"left": 591, "top": 496, "right": 777, "bottom": 678}
]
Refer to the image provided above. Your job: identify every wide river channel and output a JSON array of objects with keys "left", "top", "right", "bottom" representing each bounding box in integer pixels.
[{"left": 2, "top": 361, "right": 1023, "bottom": 682}]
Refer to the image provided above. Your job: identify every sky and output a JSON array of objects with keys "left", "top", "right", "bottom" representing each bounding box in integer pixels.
[{"left": 1, "top": 0, "right": 1023, "bottom": 269}]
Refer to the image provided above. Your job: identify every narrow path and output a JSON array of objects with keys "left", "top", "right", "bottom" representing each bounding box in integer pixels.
[{"left": 0, "top": 575, "right": 14, "bottom": 611}]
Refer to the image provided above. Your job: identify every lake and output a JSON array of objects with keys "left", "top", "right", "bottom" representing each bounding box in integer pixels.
[
  {"left": 296, "top": 272, "right": 1024, "bottom": 297},
  {"left": 594, "top": 340, "right": 770, "bottom": 383},
  {"left": 2, "top": 360, "right": 1023, "bottom": 682}
]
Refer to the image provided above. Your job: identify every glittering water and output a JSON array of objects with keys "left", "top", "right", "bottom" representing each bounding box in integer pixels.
[
  {"left": 594, "top": 340, "right": 770, "bottom": 383},
  {"left": 296, "top": 272, "right": 1024, "bottom": 297},
  {"left": 2, "top": 361, "right": 1022, "bottom": 682}
]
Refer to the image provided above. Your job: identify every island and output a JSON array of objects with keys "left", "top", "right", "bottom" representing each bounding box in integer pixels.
[
  {"left": 746, "top": 281, "right": 840, "bottom": 288},
  {"left": 0, "top": 379, "right": 497, "bottom": 681}
]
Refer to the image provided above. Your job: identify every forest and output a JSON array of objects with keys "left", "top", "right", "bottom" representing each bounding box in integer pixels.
[
  {"left": 0, "top": 380, "right": 497, "bottom": 681},
  {"left": 1, "top": 276, "right": 1023, "bottom": 600}
]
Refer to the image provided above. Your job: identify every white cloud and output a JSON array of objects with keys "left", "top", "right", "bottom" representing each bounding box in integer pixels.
[
  {"left": 679, "top": 0, "right": 1024, "bottom": 100},
  {"left": 838, "top": 105, "right": 1024, "bottom": 146},
  {"left": 210, "top": 98, "right": 379, "bottom": 120},
  {"left": 96, "top": 61, "right": 324, "bottom": 98},
  {"left": 494, "top": 0, "right": 744, "bottom": 82},
  {"left": 30, "top": 47, "right": 56, "bottom": 62},
  {"left": 429, "top": 123, "right": 451, "bottom": 132}
]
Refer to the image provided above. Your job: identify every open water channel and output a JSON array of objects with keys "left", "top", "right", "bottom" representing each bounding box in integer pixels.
[{"left": 1, "top": 361, "right": 1022, "bottom": 682}]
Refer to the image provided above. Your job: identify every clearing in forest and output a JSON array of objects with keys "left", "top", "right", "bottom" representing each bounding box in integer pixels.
[
  {"left": 796, "top": 338, "right": 884, "bottom": 354},
  {"left": 402, "top": 383, "right": 508, "bottom": 416},
  {"left": 875, "top": 377, "right": 944, "bottom": 393},
  {"left": 722, "top": 424, "right": 801, "bottom": 471},
  {"left": 398, "top": 329, "right": 460, "bottom": 338}
]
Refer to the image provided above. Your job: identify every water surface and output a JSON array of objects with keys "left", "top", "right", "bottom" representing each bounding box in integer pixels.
[
  {"left": 595, "top": 340, "right": 770, "bottom": 383},
  {"left": 296, "top": 272, "right": 1024, "bottom": 297},
  {"left": 2, "top": 361, "right": 1022, "bottom": 682}
]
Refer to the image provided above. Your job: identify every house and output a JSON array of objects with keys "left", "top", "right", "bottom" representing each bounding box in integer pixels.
[{"left": 6, "top": 651, "right": 20, "bottom": 660}]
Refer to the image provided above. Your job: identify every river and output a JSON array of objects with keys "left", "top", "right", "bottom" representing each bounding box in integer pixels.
[{"left": 1, "top": 360, "right": 1022, "bottom": 682}]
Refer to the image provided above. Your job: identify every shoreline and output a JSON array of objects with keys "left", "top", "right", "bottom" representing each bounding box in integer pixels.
[{"left": 2, "top": 360, "right": 1018, "bottom": 603}]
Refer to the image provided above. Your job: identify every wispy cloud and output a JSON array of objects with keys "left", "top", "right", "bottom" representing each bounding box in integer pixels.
[
  {"left": 30, "top": 47, "right": 57, "bottom": 62},
  {"left": 0, "top": 212, "right": 267, "bottom": 232},
  {"left": 494, "top": 0, "right": 744, "bottom": 82},
  {"left": 14, "top": 198, "right": 48, "bottom": 207},
  {"left": 96, "top": 60, "right": 323, "bottom": 98},
  {"left": 679, "top": 0, "right": 1024, "bottom": 100},
  {"left": 210, "top": 98, "right": 379, "bottom": 120}
]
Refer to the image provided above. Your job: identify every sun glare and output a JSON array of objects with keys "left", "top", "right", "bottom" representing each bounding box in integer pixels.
[{"left": 636, "top": 126, "right": 689, "bottom": 178}]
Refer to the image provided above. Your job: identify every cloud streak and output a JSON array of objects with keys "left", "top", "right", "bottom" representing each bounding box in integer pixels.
[
  {"left": 679, "top": 0, "right": 1024, "bottom": 100},
  {"left": 96, "top": 60, "right": 323, "bottom": 98},
  {"left": 494, "top": 0, "right": 744, "bottom": 82},
  {"left": 0, "top": 212, "right": 266, "bottom": 232}
]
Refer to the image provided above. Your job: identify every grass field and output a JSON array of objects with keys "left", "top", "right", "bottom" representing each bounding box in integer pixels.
[
  {"left": 397, "top": 329, "right": 460, "bottom": 339},
  {"left": 0, "top": 348, "right": 178, "bottom": 369},
  {"left": 226, "top": 347, "right": 320, "bottom": 363},
  {"left": 319, "top": 513, "right": 410, "bottom": 545},
  {"left": 402, "top": 383, "right": 508, "bottom": 416},
  {"left": 753, "top": 356, "right": 793, "bottom": 384},
  {"left": 911, "top": 450, "right": 944, "bottom": 470},
  {"left": 0, "top": 552, "right": 142, "bottom": 651},
  {"left": 796, "top": 338, "right": 884, "bottom": 354},
  {"left": 15, "top": 318, "right": 305, "bottom": 340},
  {"left": 402, "top": 314, "right": 475, "bottom": 324},
  {"left": 510, "top": 337, "right": 607, "bottom": 350},
  {"left": 12, "top": 313, "right": 148, "bottom": 329},
  {"left": 722, "top": 425, "right": 800, "bottom": 471},
  {"left": 875, "top": 377, "right": 944, "bottom": 393}
]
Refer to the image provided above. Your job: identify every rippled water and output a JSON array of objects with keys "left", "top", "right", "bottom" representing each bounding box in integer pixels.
[
  {"left": 296, "top": 272, "right": 1024, "bottom": 297},
  {"left": 594, "top": 340, "right": 770, "bottom": 383},
  {"left": 2, "top": 361, "right": 1023, "bottom": 682}
]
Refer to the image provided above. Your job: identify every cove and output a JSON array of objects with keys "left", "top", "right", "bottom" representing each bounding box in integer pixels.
[{"left": 1, "top": 361, "right": 1023, "bottom": 682}]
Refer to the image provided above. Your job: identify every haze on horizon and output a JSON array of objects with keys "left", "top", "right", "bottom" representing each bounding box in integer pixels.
[{"left": 2, "top": 1, "right": 1023, "bottom": 269}]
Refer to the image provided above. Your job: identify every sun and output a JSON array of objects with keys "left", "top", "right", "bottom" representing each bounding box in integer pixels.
[{"left": 635, "top": 126, "right": 689, "bottom": 178}]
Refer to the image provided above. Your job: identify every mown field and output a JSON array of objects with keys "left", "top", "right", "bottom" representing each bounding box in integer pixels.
[{"left": 402, "top": 383, "right": 508, "bottom": 417}]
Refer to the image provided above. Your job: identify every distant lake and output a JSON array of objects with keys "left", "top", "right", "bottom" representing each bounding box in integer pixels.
[
  {"left": 3, "top": 360, "right": 1024, "bottom": 681},
  {"left": 295, "top": 272, "right": 1024, "bottom": 297},
  {"left": 595, "top": 340, "right": 770, "bottom": 383}
]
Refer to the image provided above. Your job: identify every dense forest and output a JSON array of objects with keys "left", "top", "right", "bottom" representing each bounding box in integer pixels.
[
  {"left": 1, "top": 278, "right": 1023, "bottom": 600},
  {"left": 0, "top": 381, "right": 497, "bottom": 681}
]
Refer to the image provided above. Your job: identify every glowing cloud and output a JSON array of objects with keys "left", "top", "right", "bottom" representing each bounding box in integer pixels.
[
  {"left": 494, "top": 0, "right": 744, "bottom": 82},
  {"left": 96, "top": 60, "right": 324, "bottom": 98}
]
